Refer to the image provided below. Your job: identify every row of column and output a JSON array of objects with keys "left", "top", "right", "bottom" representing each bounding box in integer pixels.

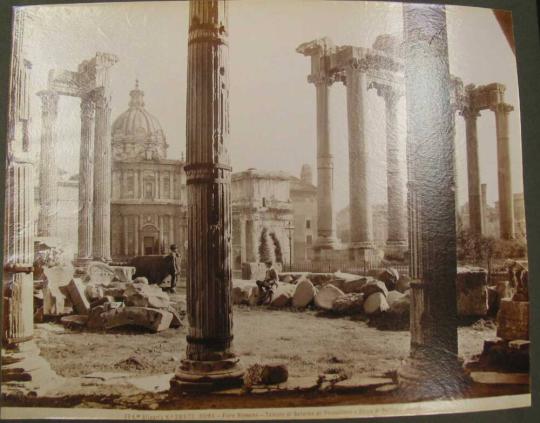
[
  {"left": 299, "top": 46, "right": 407, "bottom": 259},
  {"left": 462, "top": 100, "right": 515, "bottom": 239},
  {"left": 116, "top": 169, "right": 178, "bottom": 200},
  {"left": 37, "top": 85, "right": 114, "bottom": 262}
]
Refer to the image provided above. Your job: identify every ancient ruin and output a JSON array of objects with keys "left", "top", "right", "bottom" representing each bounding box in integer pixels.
[
  {"left": 37, "top": 52, "right": 118, "bottom": 263},
  {"left": 1, "top": 0, "right": 530, "bottom": 417},
  {"left": 169, "top": 0, "right": 244, "bottom": 391}
]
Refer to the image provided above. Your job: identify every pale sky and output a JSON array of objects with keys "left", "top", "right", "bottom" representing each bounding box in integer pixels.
[{"left": 21, "top": 0, "right": 523, "bottom": 211}]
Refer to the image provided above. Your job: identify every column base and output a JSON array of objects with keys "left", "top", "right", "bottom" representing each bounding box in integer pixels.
[
  {"left": 384, "top": 240, "right": 408, "bottom": 260},
  {"left": 170, "top": 357, "right": 244, "bottom": 393},
  {"left": 73, "top": 256, "right": 93, "bottom": 268},
  {"left": 314, "top": 236, "right": 340, "bottom": 251},
  {"left": 348, "top": 242, "right": 379, "bottom": 264},
  {"left": 1, "top": 340, "right": 63, "bottom": 397},
  {"left": 397, "top": 348, "right": 471, "bottom": 400}
]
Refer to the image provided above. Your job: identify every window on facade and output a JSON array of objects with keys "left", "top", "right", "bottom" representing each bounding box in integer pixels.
[
  {"left": 163, "top": 177, "right": 170, "bottom": 199},
  {"left": 144, "top": 180, "right": 154, "bottom": 199},
  {"left": 306, "top": 219, "right": 311, "bottom": 229},
  {"left": 126, "top": 176, "right": 134, "bottom": 198},
  {"left": 262, "top": 197, "right": 266, "bottom": 207},
  {"left": 306, "top": 235, "right": 312, "bottom": 245}
]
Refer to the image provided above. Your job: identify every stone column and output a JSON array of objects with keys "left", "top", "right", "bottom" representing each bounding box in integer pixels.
[
  {"left": 123, "top": 216, "right": 129, "bottom": 256},
  {"left": 492, "top": 102, "right": 514, "bottom": 239},
  {"left": 158, "top": 215, "right": 164, "bottom": 253},
  {"left": 481, "top": 183, "right": 488, "bottom": 231},
  {"left": 312, "top": 73, "right": 339, "bottom": 255},
  {"left": 345, "top": 60, "right": 374, "bottom": 260},
  {"left": 92, "top": 87, "right": 112, "bottom": 261},
  {"left": 462, "top": 107, "right": 483, "bottom": 236},
  {"left": 168, "top": 215, "right": 174, "bottom": 248},
  {"left": 239, "top": 218, "right": 247, "bottom": 264},
  {"left": 171, "top": 0, "right": 243, "bottom": 391},
  {"left": 77, "top": 95, "right": 95, "bottom": 262},
  {"left": 3, "top": 9, "right": 58, "bottom": 395},
  {"left": 375, "top": 84, "right": 407, "bottom": 255},
  {"left": 135, "top": 215, "right": 140, "bottom": 256},
  {"left": 398, "top": 4, "right": 468, "bottom": 398},
  {"left": 37, "top": 89, "right": 59, "bottom": 237}
]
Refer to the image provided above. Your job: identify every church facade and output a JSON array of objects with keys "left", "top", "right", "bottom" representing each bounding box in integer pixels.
[{"left": 110, "top": 81, "right": 187, "bottom": 260}]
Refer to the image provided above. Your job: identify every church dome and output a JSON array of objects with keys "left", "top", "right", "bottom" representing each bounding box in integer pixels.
[{"left": 112, "top": 80, "right": 168, "bottom": 161}]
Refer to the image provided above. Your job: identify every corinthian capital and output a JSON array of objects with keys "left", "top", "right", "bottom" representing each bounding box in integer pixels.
[
  {"left": 490, "top": 102, "right": 514, "bottom": 114},
  {"left": 91, "top": 87, "right": 109, "bottom": 109},
  {"left": 460, "top": 106, "right": 480, "bottom": 120},
  {"left": 80, "top": 95, "right": 95, "bottom": 119},
  {"left": 307, "top": 73, "right": 337, "bottom": 86},
  {"left": 37, "top": 90, "right": 59, "bottom": 119},
  {"left": 346, "top": 57, "right": 369, "bottom": 73},
  {"left": 369, "top": 81, "right": 402, "bottom": 106}
]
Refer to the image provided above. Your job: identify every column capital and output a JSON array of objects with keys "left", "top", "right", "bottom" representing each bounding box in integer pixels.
[
  {"left": 307, "top": 72, "right": 338, "bottom": 86},
  {"left": 37, "top": 89, "right": 58, "bottom": 118},
  {"left": 80, "top": 94, "right": 95, "bottom": 118},
  {"left": 369, "top": 81, "right": 403, "bottom": 106},
  {"left": 490, "top": 102, "right": 514, "bottom": 114},
  {"left": 345, "top": 57, "right": 369, "bottom": 73},
  {"left": 460, "top": 106, "right": 480, "bottom": 120}
]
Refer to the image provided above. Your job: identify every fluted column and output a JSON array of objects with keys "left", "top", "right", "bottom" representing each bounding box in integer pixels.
[
  {"left": 492, "top": 102, "right": 514, "bottom": 239},
  {"left": 382, "top": 87, "right": 407, "bottom": 251},
  {"left": 37, "top": 90, "right": 59, "bottom": 237},
  {"left": 134, "top": 215, "right": 140, "bottom": 256},
  {"left": 345, "top": 60, "right": 374, "bottom": 260},
  {"left": 169, "top": 215, "right": 175, "bottom": 248},
  {"left": 462, "top": 107, "right": 483, "bottom": 236},
  {"left": 77, "top": 95, "right": 95, "bottom": 262},
  {"left": 123, "top": 215, "right": 129, "bottom": 256},
  {"left": 92, "top": 87, "right": 112, "bottom": 261},
  {"left": 239, "top": 218, "right": 247, "bottom": 264},
  {"left": 398, "top": 4, "right": 467, "bottom": 398},
  {"left": 312, "top": 73, "right": 339, "bottom": 254},
  {"left": 3, "top": 9, "right": 58, "bottom": 395},
  {"left": 481, "top": 183, "right": 487, "bottom": 231},
  {"left": 171, "top": 0, "right": 243, "bottom": 391}
]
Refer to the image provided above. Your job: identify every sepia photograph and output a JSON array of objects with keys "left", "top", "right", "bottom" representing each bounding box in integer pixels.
[{"left": 1, "top": 0, "right": 533, "bottom": 419}]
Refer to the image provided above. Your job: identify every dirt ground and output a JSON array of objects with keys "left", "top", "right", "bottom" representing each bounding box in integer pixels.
[{"left": 35, "top": 292, "right": 496, "bottom": 380}]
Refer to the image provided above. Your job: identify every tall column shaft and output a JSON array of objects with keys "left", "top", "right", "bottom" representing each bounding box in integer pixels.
[
  {"left": 463, "top": 108, "right": 483, "bottom": 235},
  {"left": 481, "top": 183, "right": 488, "bottom": 231},
  {"left": 345, "top": 64, "right": 373, "bottom": 252},
  {"left": 399, "top": 4, "right": 466, "bottom": 397},
  {"left": 314, "top": 76, "right": 338, "bottom": 251},
  {"left": 77, "top": 95, "right": 95, "bottom": 261},
  {"left": 92, "top": 88, "right": 112, "bottom": 261},
  {"left": 383, "top": 88, "right": 407, "bottom": 247},
  {"left": 239, "top": 218, "right": 247, "bottom": 264},
  {"left": 4, "top": 162, "right": 35, "bottom": 344},
  {"left": 37, "top": 90, "right": 59, "bottom": 237},
  {"left": 169, "top": 215, "right": 175, "bottom": 247},
  {"left": 493, "top": 103, "right": 514, "bottom": 239},
  {"left": 3, "top": 9, "right": 58, "bottom": 394},
  {"left": 171, "top": 0, "right": 242, "bottom": 391}
]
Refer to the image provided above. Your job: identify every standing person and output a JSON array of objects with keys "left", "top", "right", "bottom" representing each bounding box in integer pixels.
[
  {"left": 165, "top": 244, "right": 182, "bottom": 293},
  {"left": 256, "top": 260, "right": 279, "bottom": 305}
]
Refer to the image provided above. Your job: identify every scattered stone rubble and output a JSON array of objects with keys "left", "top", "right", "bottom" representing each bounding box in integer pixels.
[
  {"left": 34, "top": 262, "right": 183, "bottom": 333},
  {"left": 231, "top": 268, "right": 412, "bottom": 328},
  {"left": 466, "top": 261, "right": 529, "bottom": 384},
  {"left": 232, "top": 262, "right": 524, "bottom": 332}
]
